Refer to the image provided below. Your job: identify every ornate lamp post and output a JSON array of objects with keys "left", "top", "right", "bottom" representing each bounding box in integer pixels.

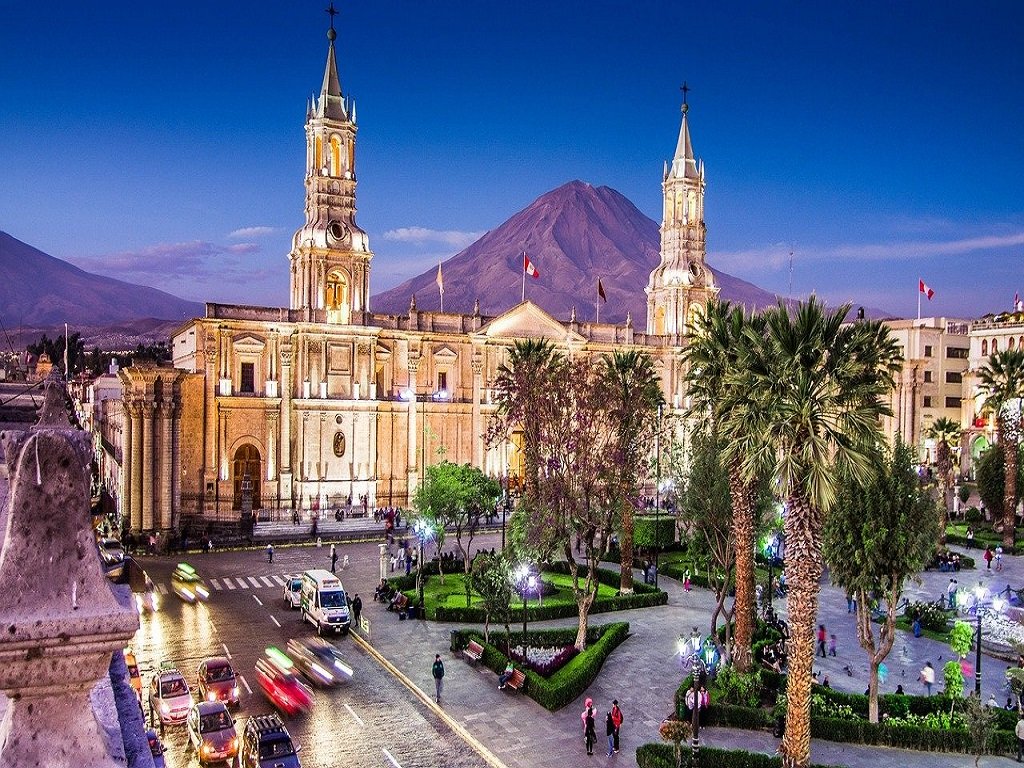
[
  {"left": 512, "top": 563, "right": 535, "bottom": 655},
  {"left": 972, "top": 584, "right": 1005, "bottom": 696},
  {"left": 413, "top": 518, "right": 433, "bottom": 618}
]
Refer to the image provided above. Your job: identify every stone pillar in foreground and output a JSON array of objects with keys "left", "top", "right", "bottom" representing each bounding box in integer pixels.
[{"left": 0, "top": 380, "right": 139, "bottom": 768}]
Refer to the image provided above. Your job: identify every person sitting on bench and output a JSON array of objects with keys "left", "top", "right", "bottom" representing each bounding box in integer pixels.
[{"left": 498, "top": 662, "right": 515, "bottom": 689}]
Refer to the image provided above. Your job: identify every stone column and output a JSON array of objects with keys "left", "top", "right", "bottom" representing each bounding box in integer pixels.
[
  {"left": 141, "top": 402, "right": 154, "bottom": 531},
  {"left": 204, "top": 345, "right": 218, "bottom": 484},
  {"left": 159, "top": 401, "right": 173, "bottom": 530},
  {"left": 407, "top": 358, "right": 419, "bottom": 495},
  {"left": 121, "top": 400, "right": 134, "bottom": 531},
  {"left": 130, "top": 402, "right": 143, "bottom": 532},
  {"left": 471, "top": 356, "right": 483, "bottom": 469},
  {"left": 0, "top": 381, "right": 138, "bottom": 768},
  {"left": 171, "top": 394, "right": 181, "bottom": 528}
]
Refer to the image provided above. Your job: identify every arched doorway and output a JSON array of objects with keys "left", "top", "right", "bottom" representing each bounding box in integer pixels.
[
  {"left": 232, "top": 444, "right": 262, "bottom": 510},
  {"left": 325, "top": 270, "right": 350, "bottom": 324}
]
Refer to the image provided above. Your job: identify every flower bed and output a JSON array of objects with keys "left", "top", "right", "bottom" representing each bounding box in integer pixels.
[{"left": 507, "top": 643, "right": 578, "bottom": 677}]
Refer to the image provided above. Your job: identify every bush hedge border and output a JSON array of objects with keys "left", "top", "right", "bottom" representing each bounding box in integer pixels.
[
  {"left": 392, "top": 562, "right": 667, "bottom": 622},
  {"left": 450, "top": 622, "right": 630, "bottom": 711},
  {"left": 636, "top": 743, "right": 839, "bottom": 768}
]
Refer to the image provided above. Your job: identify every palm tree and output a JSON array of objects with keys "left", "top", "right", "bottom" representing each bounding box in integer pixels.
[
  {"left": 682, "top": 299, "right": 763, "bottom": 673},
  {"left": 926, "top": 416, "right": 961, "bottom": 542},
  {"left": 977, "top": 348, "right": 1024, "bottom": 550},
  {"left": 493, "top": 339, "right": 562, "bottom": 501},
  {"left": 602, "top": 349, "right": 664, "bottom": 593},
  {"left": 723, "top": 298, "right": 901, "bottom": 768}
]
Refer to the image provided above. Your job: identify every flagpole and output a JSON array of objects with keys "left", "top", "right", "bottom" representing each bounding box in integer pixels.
[
  {"left": 596, "top": 281, "right": 600, "bottom": 324},
  {"left": 917, "top": 284, "right": 921, "bottom": 321},
  {"left": 521, "top": 252, "right": 526, "bottom": 303}
]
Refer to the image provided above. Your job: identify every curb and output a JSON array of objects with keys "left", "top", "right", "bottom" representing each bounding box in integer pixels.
[{"left": 349, "top": 629, "right": 510, "bottom": 768}]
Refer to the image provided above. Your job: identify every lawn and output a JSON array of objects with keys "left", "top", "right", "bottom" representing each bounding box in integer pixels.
[{"left": 413, "top": 570, "right": 621, "bottom": 611}]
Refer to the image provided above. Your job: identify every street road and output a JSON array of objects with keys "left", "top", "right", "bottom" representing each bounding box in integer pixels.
[{"left": 133, "top": 538, "right": 495, "bottom": 768}]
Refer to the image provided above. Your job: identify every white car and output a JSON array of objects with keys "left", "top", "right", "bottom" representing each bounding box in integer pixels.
[
  {"left": 283, "top": 575, "right": 302, "bottom": 609},
  {"left": 149, "top": 667, "right": 193, "bottom": 726}
]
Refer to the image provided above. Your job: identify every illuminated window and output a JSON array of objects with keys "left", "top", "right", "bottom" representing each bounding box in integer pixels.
[
  {"left": 331, "top": 135, "right": 342, "bottom": 176},
  {"left": 325, "top": 271, "right": 350, "bottom": 324},
  {"left": 437, "top": 372, "right": 447, "bottom": 392}
]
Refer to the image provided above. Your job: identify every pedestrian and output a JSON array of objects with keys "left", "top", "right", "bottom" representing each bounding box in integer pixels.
[
  {"left": 267, "top": 543, "right": 274, "bottom": 563},
  {"left": 431, "top": 654, "right": 445, "bottom": 703},
  {"left": 610, "top": 699, "right": 623, "bottom": 752},
  {"left": 817, "top": 624, "right": 827, "bottom": 658},
  {"left": 997, "top": 544, "right": 1005, "bottom": 572},
  {"left": 878, "top": 661, "right": 888, "bottom": 685},
  {"left": 583, "top": 702, "right": 596, "bottom": 756},
  {"left": 920, "top": 661, "right": 935, "bottom": 696},
  {"left": 331, "top": 549, "right": 338, "bottom": 574},
  {"left": 828, "top": 634, "right": 837, "bottom": 657},
  {"left": 1016, "top": 712, "right": 1024, "bottom": 762},
  {"left": 342, "top": 554, "right": 349, "bottom": 570},
  {"left": 967, "top": 527, "right": 975, "bottom": 548},
  {"left": 683, "top": 569, "right": 691, "bottom": 592},
  {"left": 947, "top": 578, "right": 958, "bottom": 609},
  {"left": 846, "top": 593, "right": 854, "bottom": 613},
  {"left": 822, "top": 675, "right": 831, "bottom": 689},
  {"left": 984, "top": 545, "right": 993, "bottom": 570},
  {"left": 605, "top": 711, "right": 615, "bottom": 756},
  {"left": 352, "top": 594, "right": 362, "bottom": 628}
]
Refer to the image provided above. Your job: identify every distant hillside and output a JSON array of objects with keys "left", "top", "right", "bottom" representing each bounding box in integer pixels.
[
  {"left": 373, "top": 181, "right": 806, "bottom": 322},
  {"left": 0, "top": 231, "right": 203, "bottom": 327}
]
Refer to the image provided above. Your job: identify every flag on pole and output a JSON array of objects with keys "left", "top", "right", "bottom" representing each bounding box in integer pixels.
[
  {"left": 435, "top": 261, "right": 444, "bottom": 293},
  {"left": 1015, "top": 291, "right": 1021, "bottom": 312},
  {"left": 524, "top": 252, "right": 540, "bottom": 279},
  {"left": 918, "top": 279, "right": 934, "bottom": 300},
  {"left": 598, "top": 278, "right": 607, "bottom": 303}
]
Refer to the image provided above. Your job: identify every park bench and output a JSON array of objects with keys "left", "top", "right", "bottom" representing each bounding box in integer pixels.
[
  {"left": 463, "top": 640, "right": 484, "bottom": 664},
  {"left": 502, "top": 669, "right": 526, "bottom": 692}
]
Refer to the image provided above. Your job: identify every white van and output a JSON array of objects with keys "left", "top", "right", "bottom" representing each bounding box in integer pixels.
[{"left": 300, "top": 570, "right": 350, "bottom": 636}]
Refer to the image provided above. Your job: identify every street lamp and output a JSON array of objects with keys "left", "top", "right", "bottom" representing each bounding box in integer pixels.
[
  {"left": 512, "top": 563, "right": 535, "bottom": 656},
  {"left": 971, "top": 584, "right": 1006, "bottom": 696},
  {"left": 412, "top": 518, "right": 434, "bottom": 619},
  {"left": 654, "top": 404, "right": 663, "bottom": 587},
  {"left": 684, "top": 657, "right": 709, "bottom": 768}
]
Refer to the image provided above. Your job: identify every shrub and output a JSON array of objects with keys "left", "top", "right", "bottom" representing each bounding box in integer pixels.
[
  {"left": 636, "top": 743, "right": 839, "bottom": 768},
  {"left": 944, "top": 660, "right": 965, "bottom": 698},
  {"left": 965, "top": 506, "right": 983, "bottom": 524},
  {"left": 903, "top": 600, "right": 950, "bottom": 633},
  {"left": 450, "top": 622, "right": 629, "bottom": 711},
  {"left": 633, "top": 516, "right": 678, "bottom": 551}
]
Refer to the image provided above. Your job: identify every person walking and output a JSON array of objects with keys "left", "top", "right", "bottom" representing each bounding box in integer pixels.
[
  {"left": 610, "top": 699, "right": 623, "bottom": 752},
  {"left": 266, "top": 543, "right": 274, "bottom": 563},
  {"left": 920, "top": 661, "right": 935, "bottom": 696},
  {"left": 947, "top": 578, "right": 958, "bottom": 609},
  {"left": 828, "top": 634, "right": 837, "bottom": 657},
  {"left": 817, "top": 624, "right": 827, "bottom": 658},
  {"left": 352, "top": 593, "right": 362, "bottom": 629},
  {"left": 605, "top": 711, "right": 615, "bottom": 756},
  {"left": 984, "top": 545, "right": 993, "bottom": 570},
  {"left": 431, "top": 654, "right": 445, "bottom": 703},
  {"left": 1015, "top": 712, "right": 1024, "bottom": 761},
  {"left": 583, "top": 703, "right": 596, "bottom": 756},
  {"left": 996, "top": 544, "right": 1004, "bottom": 572},
  {"left": 331, "top": 546, "right": 338, "bottom": 574}
]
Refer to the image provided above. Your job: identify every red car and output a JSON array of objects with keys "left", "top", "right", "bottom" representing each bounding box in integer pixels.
[{"left": 254, "top": 648, "right": 314, "bottom": 717}]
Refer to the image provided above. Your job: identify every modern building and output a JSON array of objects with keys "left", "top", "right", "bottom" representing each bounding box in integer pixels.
[{"left": 110, "top": 22, "right": 712, "bottom": 535}]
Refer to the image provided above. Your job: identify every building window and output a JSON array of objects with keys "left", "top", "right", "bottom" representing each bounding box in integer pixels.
[
  {"left": 924, "top": 345, "right": 933, "bottom": 357},
  {"left": 923, "top": 396, "right": 933, "bottom": 408},
  {"left": 982, "top": 340, "right": 989, "bottom": 355},
  {"left": 923, "top": 370, "right": 932, "bottom": 383},
  {"left": 437, "top": 371, "right": 448, "bottom": 393},
  {"left": 240, "top": 363, "right": 255, "bottom": 394},
  {"left": 946, "top": 347, "right": 968, "bottom": 359},
  {"left": 1011, "top": 337, "right": 1017, "bottom": 350},
  {"left": 945, "top": 396, "right": 962, "bottom": 409},
  {"left": 945, "top": 371, "right": 963, "bottom": 384},
  {"left": 993, "top": 339, "right": 999, "bottom": 353}
]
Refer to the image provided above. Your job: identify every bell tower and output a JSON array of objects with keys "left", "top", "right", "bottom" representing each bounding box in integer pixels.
[
  {"left": 646, "top": 84, "right": 717, "bottom": 336},
  {"left": 289, "top": 5, "right": 372, "bottom": 323}
]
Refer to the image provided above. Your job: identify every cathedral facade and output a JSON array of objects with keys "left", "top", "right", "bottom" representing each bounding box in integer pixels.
[{"left": 113, "top": 27, "right": 714, "bottom": 533}]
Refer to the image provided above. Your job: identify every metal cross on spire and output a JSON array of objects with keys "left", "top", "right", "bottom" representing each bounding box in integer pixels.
[
  {"left": 326, "top": 2, "right": 338, "bottom": 40},
  {"left": 680, "top": 82, "right": 691, "bottom": 114}
]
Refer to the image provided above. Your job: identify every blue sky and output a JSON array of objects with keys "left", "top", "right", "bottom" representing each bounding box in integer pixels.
[{"left": 1, "top": 1, "right": 1021, "bottom": 319}]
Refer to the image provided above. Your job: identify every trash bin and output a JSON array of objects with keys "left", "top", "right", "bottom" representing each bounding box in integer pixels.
[{"left": 450, "top": 630, "right": 459, "bottom": 652}]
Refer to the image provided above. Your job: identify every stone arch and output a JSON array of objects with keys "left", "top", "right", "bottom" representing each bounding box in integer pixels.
[
  {"left": 971, "top": 433, "right": 991, "bottom": 463},
  {"left": 982, "top": 339, "right": 988, "bottom": 356},
  {"left": 325, "top": 269, "right": 350, "bottom": 324},
  {"left": 232, "top": 443, "right": 262, "bottom": 510},
  {"left": 330, "top": 135, "right": 343, "bottom": 176},
  {"left": 654, "top": 306, "right": 666, "bottom": 335}
]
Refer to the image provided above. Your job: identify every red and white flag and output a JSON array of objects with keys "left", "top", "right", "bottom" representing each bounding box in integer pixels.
[
  {"left": 524, "top": 252, "right": 540, "bottom": 279},
  {"left": 918, "top": 279, "right": 934, "bottom": 300}
]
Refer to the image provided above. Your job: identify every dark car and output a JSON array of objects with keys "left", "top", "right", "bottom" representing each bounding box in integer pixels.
[
  {"left": 197, "top": 657, "right": 240, "bottom": 706},
  {"left": 239, "top": 714, "right": 301, "bottom": 768},
  {"left": 286, "top": 637, "right": 353, "bottom": 687},
  {"left": 187, "top": 700, "right": 238, "bottom": 765},
  {"left": 146, "top": 728, "right": 166, "bottom": 768},
  {"left": 254, "top": 648, "right": 314, "bottom": 717}
]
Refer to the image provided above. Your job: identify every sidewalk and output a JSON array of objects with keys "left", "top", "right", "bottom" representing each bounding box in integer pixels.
[{"left": 344, "top": 536, "right": 1023, "bottom": 767}]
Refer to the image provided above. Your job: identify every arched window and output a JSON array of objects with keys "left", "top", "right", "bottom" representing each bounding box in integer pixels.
[
  {"left": 315, "top": 136, "right": 323, "bottom": 173},
  {"left": 982, "top": 340, "right": 988, "bottom": 356},
  {"left": 325, "top": 270, "right": 350, "bottom": 324},
  {"left": 330, "top": 136, "right": 342, "bottom": 176},
  {"left": 993, "top": 338, "right": 999, "bottom": 353},
  {"left": 654, "top": 306, "right": 666, "bottom": 335},
  {"left": 232, "top": 444, "right": 262, "bottom": 511},
  {"left": 1011, "top": 337, "right": 1016, "bottom": 350}
]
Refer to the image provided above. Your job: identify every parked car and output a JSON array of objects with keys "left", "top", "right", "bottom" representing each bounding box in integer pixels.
[
  {"left": 254, "top": 648, "right": 314, "bottom": 717},
  {"left": 197, "top": 657, "right": 240, "bottom": 706},
  {"left": 187, "top": 700, "right": 238, "bottom": 765},
  {"left": 171, "top": 562, "right": 210, "bottom": 602},
  {"left": 283, "top": 575, "right": 302, "bottom": 609},
  {"left": 286, "top": 637, "right": 353, "bottom": 687},
  {"left": 149, "top": 666, "right": 192, "bottom": 726},
  {"left": 239, "top": 714, "right": 301, "bottom": 768},
  {"left": 146, "top": 728, "right": 166, "bottom": 768},
  {"left": 124, "top": 649, "right": 142, "bottom": 702},
  {"left": 98, "top": 536, "right": 126, "bottom": 580}
]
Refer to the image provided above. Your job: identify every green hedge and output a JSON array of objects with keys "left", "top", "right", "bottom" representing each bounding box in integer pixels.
[
  {"left": 636, "top": 743, "right": 838, "bottom": 768},
  {"left": 397, "top": 562, "right": 667, "bottom": 622},
  {"left": 450, "top": 622, "right": 630, "bottom": 711},
  {"left": 674, "top": 669, "right": 1018, "bottom": 755},
  {"left": 633, "top": 516, "right": 678, "bottom": 551}
]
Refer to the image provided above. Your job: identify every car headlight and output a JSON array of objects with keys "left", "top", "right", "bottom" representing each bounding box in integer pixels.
[
  {"left": 196, "top": 586, "right": 210, "bottom": 599},
  {"left": 159, "top": 703, "right": 170, "bottom": 714},
  {"left": 208, "top": 691, "right": 216, "bottom": 701},
  {"left": 232, "top": 687, "right": 239, "bottom": 697}
]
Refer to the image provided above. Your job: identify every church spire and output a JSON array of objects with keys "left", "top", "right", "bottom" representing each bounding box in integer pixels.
[
  {"left": 317, "top": 3, "right": 347, "bottom": 120},
  {"left": 669, "top": 82, "right": 698, "bottom": 180}
]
